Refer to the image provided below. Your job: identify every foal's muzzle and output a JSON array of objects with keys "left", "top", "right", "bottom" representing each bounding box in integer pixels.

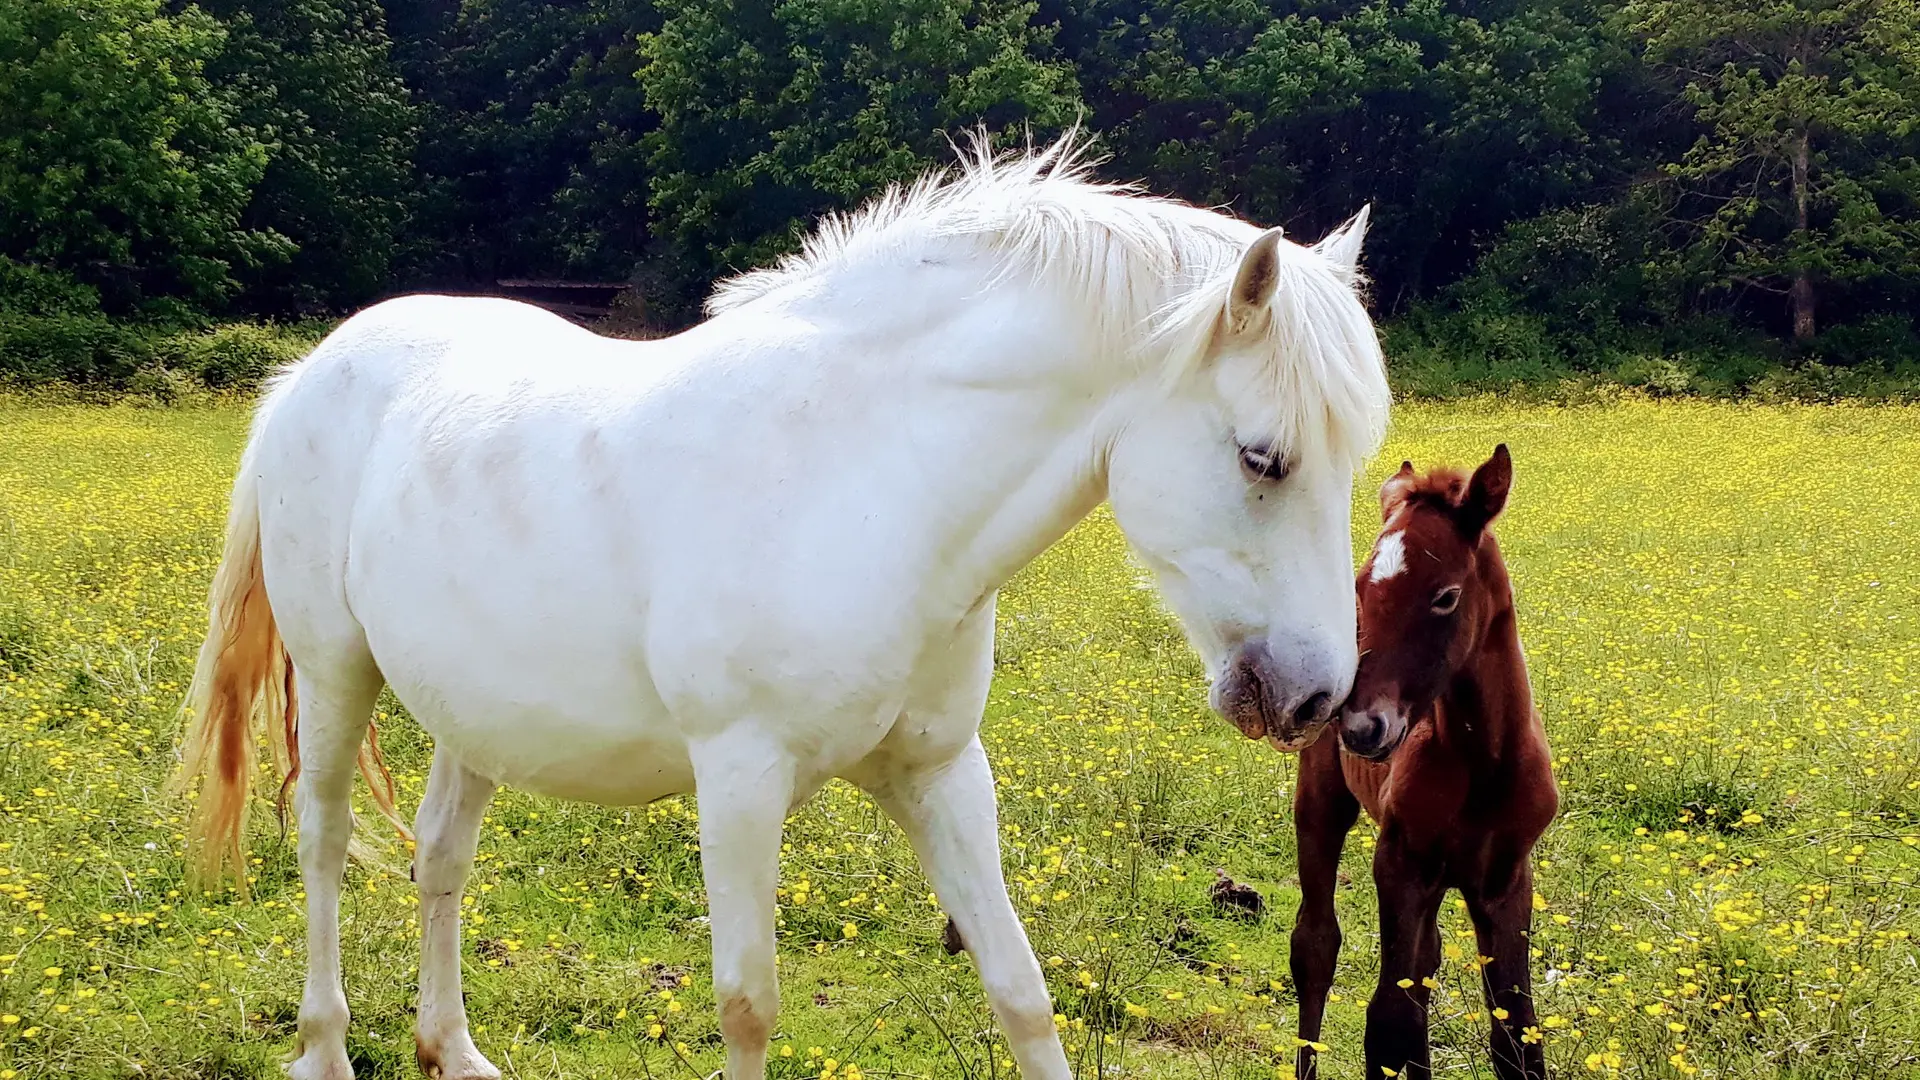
[
  {"left": 1340, "top": 702, "right": 1409, "bottom": 761},
  {"left": 1210, "top": 639, "right": 1344, "bottom": 752}
]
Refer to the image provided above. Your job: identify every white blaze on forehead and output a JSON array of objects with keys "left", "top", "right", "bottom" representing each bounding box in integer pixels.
[{"left": 1369, "top": 531, "right": 1406, "bottom": 582}]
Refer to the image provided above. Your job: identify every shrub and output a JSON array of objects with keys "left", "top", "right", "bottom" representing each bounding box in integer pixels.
[
  {"left": 0, "top": 257, "right": 100, "bottom": 316},
  {"left": 1, "top": 314, "right": 320, "bottom": 391},
  {"left": 165, "top": 323, "right": 310, "bottom": 390},
  {"left": 1381, "top": 297, "right": 1572, "bottom": 397},
  {"left": 126, "top": 364, "right": 197, "bottom": 404},
  {"left": 1811, "top": 314, "right": 1920, "bottom": 369},
  {"left": 1747, "top": 361, "right": 1920, "bottom": 403},
  {"left": 0, "top": 311, "right": 151, "bottom": 383},
  {"left": 1611, "top": 353, "right": 1697, "bottom": 396}
]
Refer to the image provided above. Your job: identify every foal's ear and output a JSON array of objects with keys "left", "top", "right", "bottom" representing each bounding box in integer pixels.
[
  {"left": 1379, "top": 460, "right": 1416, "bottom": 521},
  {"left": 1315, "top": 205, "right": 1370, "bottom": 284},
  {"left": 1225, "top": 227, "right": 1285, "bottom": 337},
  {"left": 1458, "top": 444, "right": 1512, "bottom": 536}
]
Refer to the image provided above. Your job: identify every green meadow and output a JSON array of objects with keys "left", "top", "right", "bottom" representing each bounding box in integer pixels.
[{"left": 0, "top": 398, "right": 1915, "bottom": 1079}]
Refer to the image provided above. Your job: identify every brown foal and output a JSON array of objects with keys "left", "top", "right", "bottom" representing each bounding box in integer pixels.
[{"left": 1291, "top": 445, "right": 1558, "bottom": 1080}]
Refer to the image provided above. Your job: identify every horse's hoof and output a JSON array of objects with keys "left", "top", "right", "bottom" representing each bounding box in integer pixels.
[
  {"left": 285, "top": 1049, "right": 355, "bottom": 1080},
  {"left": 415, "top": 1032, "right": 501, "bottom": 1080}
]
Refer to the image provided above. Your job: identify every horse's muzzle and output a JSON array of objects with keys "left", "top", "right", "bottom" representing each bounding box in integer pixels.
[{"left": 1211, "top": 640, "right": 1342, "bottom": 751}]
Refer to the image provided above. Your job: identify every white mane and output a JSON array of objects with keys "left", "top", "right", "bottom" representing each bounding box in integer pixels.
[{"left": 707, "top": 132, "right": 1391, "bottom": 466}]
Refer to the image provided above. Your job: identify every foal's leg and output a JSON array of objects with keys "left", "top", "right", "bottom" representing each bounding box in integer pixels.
[
  {"left": 1466, "top": 855, "right": 1545, "bottom": 1080},
  {"left": 412, "top": 752, "right": 499, "bottom": 1079},
  {"left": 692, "top": 733, "right": 797, "bottom": 1080},
  {"left": 288, "top": 663, "right": 384, "bottom": 1080},
  {"left": 1291, "top": 737, "right": 1358, "bottom": 1080},
  {"left": 1364, "top": 836, "right": 1447, "bottom": 1080},
  {"left": 869, "top": 739, "right": 1070, "bottom": 1080}
]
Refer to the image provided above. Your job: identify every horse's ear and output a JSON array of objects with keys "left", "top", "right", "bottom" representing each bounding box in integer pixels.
[
  {"left": 1315, "top": 205, "right": 1370, "bottom": 283},
  {"left": 1225, "top": 227, "right": 1285, "bottom": 336},
  {"left": 1458, "top": 444, "right": 1512, "bottom": 536},
  {"left": 1379, "top": 459, "right": 1415, "bottom": 521}
]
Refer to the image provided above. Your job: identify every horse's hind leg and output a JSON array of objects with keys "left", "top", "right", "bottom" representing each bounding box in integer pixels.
[
  {"left": 287, "top": 660, "right": 384, "bottom": 1080},
  {"left": 412, "top": 752, "right": 499, "bottom": 1079},
  {"left": 1291, "top": 736, "right": 1358, "bottom": 1080}
]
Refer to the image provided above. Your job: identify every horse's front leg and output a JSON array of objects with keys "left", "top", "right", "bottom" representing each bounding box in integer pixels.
[
  {"left": 1466, "top": 853, "right": 1545, "bottom": 1080},
  {"left": 1364, "top": 834, "right": 1447, "bottom": 1080},
  {"left": 1291, "top": 736, "right": 1358, "bottom": 1080},
  {"left": 865, "top": 738, "right": 1070, "bottom": 1080},
  {"left": 412, "top": 752, "right": 499, "bottom": 1079},
  {"left": 693, "top": 732, "right": 797, "bottom": 1080}
]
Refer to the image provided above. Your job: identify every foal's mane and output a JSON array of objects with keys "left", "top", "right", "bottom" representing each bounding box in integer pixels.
[
  {"left": 707, "top": 132, "right": 1391, "bottom": 466},
  {"left": 1400, "top": 467, "right": 1472, "bottom": 511}
]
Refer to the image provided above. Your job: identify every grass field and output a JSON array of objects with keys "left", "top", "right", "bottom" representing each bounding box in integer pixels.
[{"left": 0, "top": 398, "right": 1916, "bottom": 1080}]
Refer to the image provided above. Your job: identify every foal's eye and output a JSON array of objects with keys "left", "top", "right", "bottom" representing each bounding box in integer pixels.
[
  {"left": 1238, "top": 444, "right": 1291, "bottom": 482},
  {"left": 1431, "top": 585, "right": 1463, "bottom": 615}
]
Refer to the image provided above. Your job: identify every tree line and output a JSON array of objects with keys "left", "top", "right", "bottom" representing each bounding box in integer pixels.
[{"left": 3, "top": 0, "right": 1917, "bottom": 383}]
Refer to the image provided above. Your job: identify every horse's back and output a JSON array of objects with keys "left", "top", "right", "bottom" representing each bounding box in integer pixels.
[
  {"left": 251, "top": 294, "right": 634, "bottom": 572},
  {"left": 295, "top": 294, "right": 639, "bottom": 405}
]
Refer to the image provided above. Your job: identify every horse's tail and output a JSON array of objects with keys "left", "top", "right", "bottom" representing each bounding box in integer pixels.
[{"left": 169, "top": 375, "right": 412, "bottom": 898}]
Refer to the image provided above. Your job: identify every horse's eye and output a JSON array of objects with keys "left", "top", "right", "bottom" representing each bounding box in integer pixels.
[
  {"left": 1431, "top": 585, "right": 1463, "bottom": 615},
  {"left": 1238, "top": 444, "right": 1291, "bottom": 482}
]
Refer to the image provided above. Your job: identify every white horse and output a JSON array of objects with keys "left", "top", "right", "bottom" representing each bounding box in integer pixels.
[{"left": 171, "top": 135, "right": 1389, "bottom": 1080}]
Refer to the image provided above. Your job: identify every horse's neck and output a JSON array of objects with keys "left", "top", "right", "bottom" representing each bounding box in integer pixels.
[
  {"left": 758, "top": 270, "right": 1131, "bottom": 612},
  {"left": 1437, "top": 603, "right": 1535, "bottom": 762}
]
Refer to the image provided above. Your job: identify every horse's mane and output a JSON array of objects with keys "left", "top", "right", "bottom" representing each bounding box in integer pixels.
[
  {"left": 707, "top": 131, "right": 1391, "bottom": 467},
  {"left": 1403, "top": 466, "right": 1472, "bottom": 508}
]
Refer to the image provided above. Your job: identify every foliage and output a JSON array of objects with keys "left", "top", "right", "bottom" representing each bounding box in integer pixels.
[
  {"left": 198, "top": 0, "right": 419, "bottom": 314},
  {"left": 0, "top": 400, "right": 1917, "bottom": 1077},
  {"left": 4, "top": 0, "right": 1919, "bottom": 362},
  {"left": 1623, "top": 0, "right": 1920, "bottom": 340},
  {"left": 0, "top": 257, "right": 100, "bottom": 317},
  {"left": 0, "top": 0, "right": 282, "bottom": 311},
  {"left": 636, "top": 0, "right": 1082, "bottom": 309},
  {"left": 392, "top": 0, "right": 658, "bottom": 290},
  {"left": 0, "top": 312, "right": 153, "bottom": 385},
  {"left": 1049, "top": 0, "right": 1631, "bottom": 307},
  {"left": 0, "top": 309, "right": 317, "bottom": 391},
  {"left": 1382, "top": 296, "right": 1822, "bottom": 400},
  {"left": 157, "top": 324, "right": 313, "bottom": 391}
]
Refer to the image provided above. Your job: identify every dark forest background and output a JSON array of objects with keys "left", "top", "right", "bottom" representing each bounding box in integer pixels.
[{"left": 4, "top": 0, "right": 1917, "bottom": 393}]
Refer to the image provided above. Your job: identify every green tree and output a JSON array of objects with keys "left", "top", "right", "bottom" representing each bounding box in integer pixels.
[
  {"left": 1047, "top": 0, "right": 1626, "bottom": 308},
  {"left": 638, "top": 0, "right": 1082, "bottom": 309},
  {"left": 201, "top": 0, "right": 419, "bottom": 313},
  {"left": 0, "top": 0, "right": 280, "bottom": 312},
  {"left": 388, "top": 0, "right": 657, "bottom": 290},
  {"left": 1626, "top": 0, "right": 1920, "bottom": 341}
]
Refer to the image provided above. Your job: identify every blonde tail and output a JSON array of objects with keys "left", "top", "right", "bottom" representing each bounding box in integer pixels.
[{"left": 170, "top": 422, "right": 413, "bottom": 899}]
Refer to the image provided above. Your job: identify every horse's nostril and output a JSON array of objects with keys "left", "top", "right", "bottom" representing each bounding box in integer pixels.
[{"left": 1293, "top": 691, "right": 1332, "bottom": 730}]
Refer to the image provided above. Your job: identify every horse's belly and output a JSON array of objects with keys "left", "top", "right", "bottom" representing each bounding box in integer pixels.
[
  {"left": 372, "top": 639, "right": 693, "bottom": 803},
  {"left": 352, "top": 543, "right": 697, "bottom": 803},
  {"left": 354, "top": 553, "right": 907, "bottom": 807},
  {"left": 410, "top": 701, "right": 695, "bottom": 805}
]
